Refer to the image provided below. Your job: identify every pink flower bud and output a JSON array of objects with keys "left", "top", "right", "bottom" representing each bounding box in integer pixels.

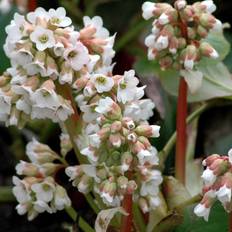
[
  {"left": 109, "top": 133, "right": 122, "bottom": 148},
  {"left": 135, "top": 125, "right": 160, "bottom": 138},
  {"left": 122, "top": 117, "right": 135, "bottom": 130},
  {"left": 16, "top": 161, "right": 39, "bottom": 176},
  {"left": 200, "top": 42, "right": 219, "bottom": 59},
  {"left": 126, "top": 180, "right": 137, "bottom": 194},
  {"left": 111, "top": 121, "right": 122, "bottom": 133},
  {"left": 121, "top": 152, "right": 133, "bottom": 171},
  {"left": 72, "top": 76, "right": 89, "bottom": 91},
  {"left": 197, "top": 25, "right": 209, "bottom": 38},
  {"left": 202, "top": 154, "right": 220, "bottom": 166},
  {"left": 174, "top": 0, "right": 187, "bottom": 10},
  {"left": 159, "top": 56, "right": 173, "bottom": 70}
]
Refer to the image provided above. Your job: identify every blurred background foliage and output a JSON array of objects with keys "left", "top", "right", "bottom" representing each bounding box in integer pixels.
[{"left": 0, "top": 0, "right": 232, "bottom": 231}]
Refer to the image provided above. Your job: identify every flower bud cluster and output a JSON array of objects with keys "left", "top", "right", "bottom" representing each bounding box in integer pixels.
[
  {"left": 13, "top": 138, "right": 71, "bottom": 220},
  {"left": 66, "top": 69, "right": 163, "bottom": 211},
  {"left": 142, "top": 0, "right": 222, "bottom": 93},
  {"left": 194, "top": 149, "right": 232, "bottom": 221},
  {"left": 1, "top": 8, "right": 115, "bottom": 126}
]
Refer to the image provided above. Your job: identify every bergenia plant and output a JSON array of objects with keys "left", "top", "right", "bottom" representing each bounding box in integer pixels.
[{"left": 0, "top": 0, "right": 232, "bottom": 231}]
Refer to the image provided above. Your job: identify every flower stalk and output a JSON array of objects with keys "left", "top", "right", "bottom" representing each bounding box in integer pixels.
[
  {"left": 175, "top": 12, "right": 189, "bottom": 184},
  {"left": 28, "top": 0, "right": 37, "bottom": 11},
  {"left": 175, "top": 77, "right": 188, "bottom": 184},
  {"left": 120, "top": 193, "right": 133, "bottom": 232}
]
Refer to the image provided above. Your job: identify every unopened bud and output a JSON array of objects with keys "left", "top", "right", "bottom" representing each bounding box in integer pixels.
[
  {"left": 200, "top": 42, "right": 219, "bottom": 59},
  {"left": 135, "top": 125, "right": 160, "bottom": 138},
  {"left": 16, "top": 161, "right": 39, "bottom": 176}
]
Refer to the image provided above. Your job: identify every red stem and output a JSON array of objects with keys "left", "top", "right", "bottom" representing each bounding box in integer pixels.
[
  {"left": 175, "top": 78, "right": 188, "bottom": 184},
  {"left": 175, "top": 10, "right": 189, "bottom": 184},
  {"left": 120, "top": 193, "right": 133, "bottom": 232},
  {"left": 28, "top": 0, "right": 37, "bottom": 11}
]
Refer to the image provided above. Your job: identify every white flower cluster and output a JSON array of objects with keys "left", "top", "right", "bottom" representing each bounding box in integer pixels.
[
  {"left": 1, "top": 7, "right": 115, "bottom": 126},
  {"left": 3, "top": 7, "right": 163, "bottom": 219},
  {"left": 66, "top": 69, "right": 163, "bottom": 212},
  {"left": 0, "top": 73, "right": 74, "bottom": 127},
  {"left": 13, "top": 138, "right": 71, "bottom": 220},
  {"left": 194, "top": 150, "right": 232, "bottom": 221},
  {"left": 142, "top": 0, "right": 221, "bottom": 93}
]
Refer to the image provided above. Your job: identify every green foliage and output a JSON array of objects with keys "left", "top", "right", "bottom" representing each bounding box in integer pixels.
[
  {"left": 0, "top": 7, "right": 18, "bottom": 72},
  {"left": 175, "top": 203, "right": 228, "bottom": 232}
]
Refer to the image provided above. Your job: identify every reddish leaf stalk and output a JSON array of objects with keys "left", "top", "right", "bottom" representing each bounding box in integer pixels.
[
  {"left": 175, "top": 78, "right": 188, "bottom": 184},
  {"left": 120, "top": 193, "right": 133, "bottom": 232},
  {"left": 28, "top": 0, "right": 37, "bottom": 11},
  {"left": 175, "top": 12, "right": 189, "bottom": 184}
]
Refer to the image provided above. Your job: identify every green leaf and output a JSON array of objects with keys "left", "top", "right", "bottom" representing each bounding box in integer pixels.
[
  {"left": 159, "top": 62, "right": 232, "bottom": 102},
  {"left": 0, "top": 7, "right": 18, "bottom": 73},
  {"left": 175, "top": 202, "right": 228, "bottom": 232}
]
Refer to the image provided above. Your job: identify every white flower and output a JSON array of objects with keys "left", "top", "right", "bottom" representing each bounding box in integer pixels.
[
  {"left": 216, "top": 185, "right": 232, "bottom": 204},
  {"left": 5, "top": 13, "right": 27, "bottom": 42},
  {"left": 151, "top": 125, "right": 160, "bottom": 137},
  {"left": 26, "top": 138, "right": 56, "bottom": 164},
  {"left": 201, "top": 0, "right": 216, "bottom": 13},
  {"left": 137, "top": 149, "right": 152, "bottom": 161},
  {"left": 54, "top": 42, "right": 65, "bottom": 56},
  {"left": 53, "top": 185, "right": 71, "bottom": 210},
  {"left": 91, "top": 74, "right": 114, "bottom": 93},
  {"left": 31, "top": 106, "right": 57, "bottom": 121},
  {"left": 184, "top": 58, "right": 194, "bottom": 70},
  {"left": 201, "top": 168, "right": 216, "bottom": 185},
  {"left": 16, "top": 203, "right": 28, "bottom": 216},
  {"left": 158, "top": 13, "right": 169, "bottom": 25},
  {"left": 11, "top": 48, "right": 34, "bottom": 66},
  {"left": 31, "top": 85, "right": 60, "bottom": 109},
  {"left": 80, "top": 104, "right": 100, "bottom": 123},
  {"left": 81, "top": 147, "right": 98, "bottom": 162},
  {"left": 12, "top": 176, "right": 31, "bottom": 203},
  {"left": 63, "top": 42, "right": 89, "bottom": 71},
  {"left": 194, "top": 203, "right": 210, "bottom": 221},
  {"left": 83, "top": 16, "right": 109, "bottom": 38},
  {"left": 95, "top": 97, "right": 114, "bottom": 114},
  {"left": 30, "top": 26, "right": 56, "bottom": 51},
  {"left": 155, "top": 35, "right": 169, "bottom": 51},
  {"left": 30, "top": 26, "right": 55, "bottom": 51},
  {"left": 54, "top": 98, "right": 74, "bottom": 121},
  {"left": 124, "top": 99, "right": 155, "bottom": 122},
  {"left": 142, "top": 2, "right": 156, "bottom": 20},
  {"left": 140, "top": 180, "right": 160, "bottom": 197},
  {"left": 145, "top": 34, "right": 156, "bottom": 48},
  {"left": 27, "top": 7, "right": 49, "bottom": 24},
  {"left": 0, "top": 92, "right": 11, "bottom": 115},
  {"left": 48, "top": 7, "right": 72, "bottom": 27},
  {"left": 139, "top": 146, "right": 159, "bottom": 165},
  {"left": 89, "top": 133, "right": 101, "bottom": 148},
  {"left": 117, "top": 70, "right": 139, "bottom": 104},
  {"left": 31, "top": 178, "right": 55, "bottom": 202},
  {"left": 180, "top": 69, "right": 203, "bottom": 94},
  {"left": 34, "top": 200, "right": 52, "bottom": 213}
]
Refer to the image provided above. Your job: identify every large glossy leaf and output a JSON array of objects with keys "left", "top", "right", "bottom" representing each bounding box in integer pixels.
[
  {"left": 175, "top": 203, "right": 228, "bottom": 232},
  {"left": 159, "top": 62, "right": 232, "bottom": 102}
]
